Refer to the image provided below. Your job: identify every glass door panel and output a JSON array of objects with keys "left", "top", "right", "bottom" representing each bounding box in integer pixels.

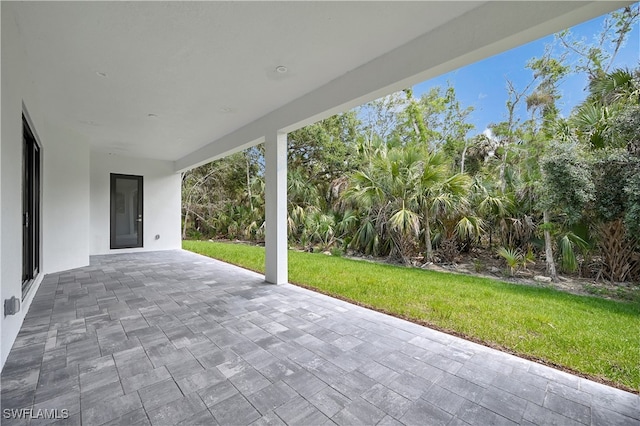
[
  {"left": 110, "top": 174, "right": 143, "bottom": 249},
  {"left": 22, "top": 115, "right": 40, "bottom": 296}
]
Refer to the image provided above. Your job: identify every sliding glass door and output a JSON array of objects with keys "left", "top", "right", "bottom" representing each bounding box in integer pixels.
[{"left": 22, "top": 115, "right": 40, "bottom": 297}]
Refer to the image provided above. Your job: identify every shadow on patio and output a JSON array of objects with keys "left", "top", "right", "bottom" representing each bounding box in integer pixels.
[{"left": 2, "top": 250, "right": 638, "bottom": 425}]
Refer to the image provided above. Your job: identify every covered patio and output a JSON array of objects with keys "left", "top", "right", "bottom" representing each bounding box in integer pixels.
[
  {"left": 2, "top": 250, "right": 638, "bottom": 425},
  {"left": 2, "top": 1, "right": 632, "bottom": 366}
]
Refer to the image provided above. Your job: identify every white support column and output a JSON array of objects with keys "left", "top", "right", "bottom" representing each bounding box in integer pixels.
[{"left": 264, "top": 131, "right": 288, "bottom": 284}]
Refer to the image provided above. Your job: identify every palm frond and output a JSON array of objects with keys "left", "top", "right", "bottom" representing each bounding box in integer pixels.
[
  {"left": 455, "top": 216, "right": 485, "bottom": 241},
  {"left": 559, "top": 234, "right": 578, "bottom": 273},
  {"left": 389, "top": 205, "right": 420, "bottom": 237}
]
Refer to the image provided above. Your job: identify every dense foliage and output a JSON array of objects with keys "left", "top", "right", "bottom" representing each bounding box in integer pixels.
[{"left": 182, "top": 7, "right": 640, "bottom": 284}]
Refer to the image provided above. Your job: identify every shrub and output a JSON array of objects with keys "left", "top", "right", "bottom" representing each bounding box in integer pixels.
[{"left": 497, "top": 246, "right": 522, "bottom": 276}]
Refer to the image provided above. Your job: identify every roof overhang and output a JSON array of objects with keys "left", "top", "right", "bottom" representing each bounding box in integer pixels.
[{"left": 3, "top": 1, "right": 632, "bottom": 172}]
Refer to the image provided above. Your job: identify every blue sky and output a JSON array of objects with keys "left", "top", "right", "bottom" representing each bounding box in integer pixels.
[{"left": 412, "top": 5, "right": 639, "bottom": 136}]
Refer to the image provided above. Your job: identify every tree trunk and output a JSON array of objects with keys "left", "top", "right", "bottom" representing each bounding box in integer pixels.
[
  {"left": 411, "top": 119, "right": 422, "bottom": 142},
  {"left": 424, "top": 211, "right": 433, "bottom": 262},
  {"left": 499, "top": 147, "right": 508, "bottom": 194},
  {"left": 488, "top": 226, "right": 493, "bottom": 249},
  {"left": 246, "top": 156, "right": 253, "bottom": 211},
  {"left": 182, "top": 209, "right": 190, "bottom": 240},
  {"left": 460, "top": 143, "right": 468, "bottom": 174},
  {"left": 543, "top": 210, "right": 558, "bottom": 282}
]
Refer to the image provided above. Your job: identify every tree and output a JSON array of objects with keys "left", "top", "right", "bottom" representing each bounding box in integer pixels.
[
  {"left": 588, "top": 149, "right": 640, "bottom": 281},
  {"left": 539, "top": 142, "right": 595, "bottom": 277},
  {"left": 181, "top": 6, "right": 639, "bottom": 284},
  {"left": 344, "top": 143, "right": 424, "bottom": 264},
  {"left": 417, "top": 151, "right": 471, "bottom": 262},
  {"left": 359, "top": 93, "right": 405, "bottom": 142},
  {"left": 556, "top": 5, "right": 639, "bottom": 80},
  {"left": 343, "top": 142, "right": 471, "bottom": 264},
  {"left": 573, "top": 68, "right": 640, "bottom": 282},
  {"left": 391, "top": 85, "right": 474, "bottom": 155},
  {"left": 521, "top": 49, "right": 570, "bottom": 281},
  {"left": 573, "top": 68, "right": 640, "bottom": 150},
  {"left": 181, "top": 165, "right": 216, "bottom": 239},
  {"left": 288, "top": 111, "right": 360, "bottom": 184}
]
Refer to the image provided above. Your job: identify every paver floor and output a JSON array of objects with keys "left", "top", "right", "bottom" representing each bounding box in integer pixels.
[{"left": 2, "top": 250, "right": 638, "bottom": 425}]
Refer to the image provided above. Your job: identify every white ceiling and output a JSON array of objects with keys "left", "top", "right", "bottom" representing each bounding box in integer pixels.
[{"left": 5, "top": 1, "right": 631, "bottom": 170}]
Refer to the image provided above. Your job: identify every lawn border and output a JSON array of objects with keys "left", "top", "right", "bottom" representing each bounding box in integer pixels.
[
  {"left": 184, "top": 245, "right": 639, "bottom": 395},
  {"left": 287, "top": 278, "right": 637, "bottom": 395}
]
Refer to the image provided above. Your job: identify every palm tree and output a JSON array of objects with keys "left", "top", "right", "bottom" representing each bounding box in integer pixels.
[
  {"left": 287, "top": 167, "right": 322, "bottom": 245},
  {"left": 470, "top": 177, "right": 511, "bottom": 249},
  {"left": 345, "top": 142, "right": 472, "bottom": 264},
  {"left": 572, "top": 68, "right": 640, "bottom": 150},
  {"left": 417, "top": 151, "right": 471, "bottom": 262},
  {"left": 344, "top": 143, "right": 424, "bottom": 264}
]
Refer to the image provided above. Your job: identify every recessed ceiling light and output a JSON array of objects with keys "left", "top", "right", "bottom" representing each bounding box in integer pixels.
[
  {"left": 96, "top": 71, "right": 108, "bottom": 78},
  {"left": 275, "top": 66, "right": 288, "bottom": 74}
]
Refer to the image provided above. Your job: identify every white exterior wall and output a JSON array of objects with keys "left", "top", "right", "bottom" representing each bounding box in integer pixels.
[
  {"left": 90, "top": 151, "right": 181, "bottom": 255},
  {"left": 0, "top": 4, "right": 3, "bottom": 371},
  {"left": 1, "top": 5, "right": 32, "bottom": 368},
  {"left": 1, "top": 5, "right": 180, "bottom": 367},
  {"left": 41, "top": 122, "right": 90, "bottom": 273},
  {"left": 1, "top": 7, "right": 91, "bottom": 366}
]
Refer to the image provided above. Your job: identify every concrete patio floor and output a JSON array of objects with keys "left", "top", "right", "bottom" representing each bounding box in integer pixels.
[{"left": 2, "top": 250, "right": 638, "bottom": 426}]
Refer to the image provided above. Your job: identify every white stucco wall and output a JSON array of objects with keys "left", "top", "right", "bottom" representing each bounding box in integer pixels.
[
  {"left": 90, "top": 151, "right": 181, "bottom": 255},
  {"left": 41, "top": 122, "right": 91, "bottom": 273},
  {"left": 1, "top": 6, "right": 179, "bottom": 367},
  {"left": 1, "top": 6, "right": 92, "bottom": 367},
  {"left": 2, "top": 4, "right": 43, "bottom": 368},
  {"left": 0, "top": 4, "right": 3, "bottom": 370}
]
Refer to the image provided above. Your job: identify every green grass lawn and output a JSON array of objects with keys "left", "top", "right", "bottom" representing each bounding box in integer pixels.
[{"left": 183, "top": 240, "right": 640, "bottom": 392}]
